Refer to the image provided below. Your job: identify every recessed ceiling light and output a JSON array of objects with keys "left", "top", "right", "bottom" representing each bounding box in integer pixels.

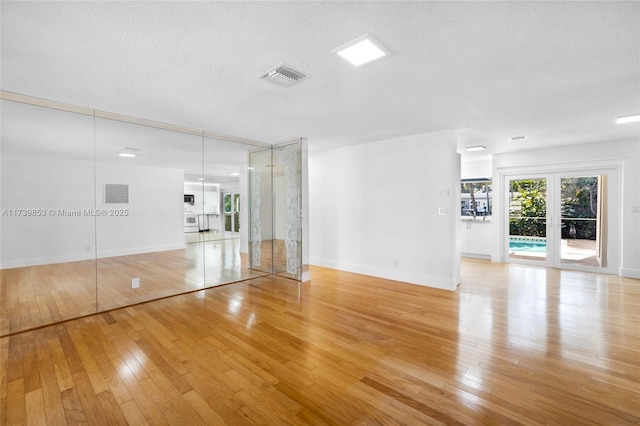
[
  {"left": 333, "top": 33, "right": 388, "bottom": 67},
  {"left": 509, "top": 136, "right": 527, "bottom": 141},
  {"left": 197, "top": 178, "right": 205, "bottom": 181},
  {"left": 118, "top": 152, "right": 137, "bottom": 158},
  {"left": 228, "top": 172, "right": 240, "bottom": 176},
  {"left": 616, "top": 113, "right": 640, "bottom": 124},
  {"left": 465, "top": 145, "right": 486, "bottom": 152}
]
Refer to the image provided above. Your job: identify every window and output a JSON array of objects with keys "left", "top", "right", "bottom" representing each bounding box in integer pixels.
[{"left": 461, "top": 178, "right": 492, "bottom": 219}]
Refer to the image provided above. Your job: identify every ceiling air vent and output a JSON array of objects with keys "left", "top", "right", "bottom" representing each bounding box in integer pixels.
[{"left": 259, "top": 63, "right": 307, "bottom": 87}]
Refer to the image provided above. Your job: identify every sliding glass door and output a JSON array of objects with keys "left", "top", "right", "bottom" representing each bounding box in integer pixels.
[
  {"left": 559, "top": 175, "right": 604, "bottom": 268},
  {"left": 508, "top": 177, "right": 549, "bottom": 263},
  {"left": 505, "top": 169, "right": 618, "bottom": 273}
]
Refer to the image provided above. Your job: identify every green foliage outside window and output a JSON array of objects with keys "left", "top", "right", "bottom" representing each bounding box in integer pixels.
[{"left": 509, "top": 179, "right": 547, "bottom": 237}]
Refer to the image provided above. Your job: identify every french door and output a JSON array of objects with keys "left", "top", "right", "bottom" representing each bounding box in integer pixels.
[
  {"left": 505, "top": 168, "right": 618, "bottom": 274},
  {"left": 223, "top": 192, "right": 240, "bottom": 233}
]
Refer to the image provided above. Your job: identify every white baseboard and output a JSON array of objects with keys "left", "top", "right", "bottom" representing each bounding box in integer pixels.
[
  {"left": 461, "top": 252, "right": 491, "bottom": 260},
  {"left": 1, "top": 253, "right": 95, "bottom": 269},
  {"left": 620, "top": 268, "right": 640, "bottom": 279},
  {"left": 1, "top": 243, "right": 187, "bottom": 269},
  {"left": 309, "top": 257, "right": 457, "bottom": 291},
  {"left": 97, "top": 243, "right": 186, "bottom": 259}
]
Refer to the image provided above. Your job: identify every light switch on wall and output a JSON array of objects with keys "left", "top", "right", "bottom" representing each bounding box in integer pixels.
[
  {"left": 438, "top": 206, "right": 448, "bottom": 215},
  {"left": 632, "top": 205, "right": 640, "bottom": 214}
]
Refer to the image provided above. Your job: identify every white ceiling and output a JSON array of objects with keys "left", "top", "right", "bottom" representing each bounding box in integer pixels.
[{"left": 1, "top": 1, "right": 639, "bottom": 159}]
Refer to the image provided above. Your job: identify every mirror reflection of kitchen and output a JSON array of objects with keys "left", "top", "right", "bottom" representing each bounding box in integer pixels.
[
  {"left": 184, "top": 173, "right": 242, "bottom": 244},
  {"left": 184, "top": 177, "right": 217, "bottom": 243}
]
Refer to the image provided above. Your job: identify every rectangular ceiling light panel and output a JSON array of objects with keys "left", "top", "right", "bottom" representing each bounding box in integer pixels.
[
  {"left": 616, "top": 113, "right": 640, "bottom": 124},
  {"left": 333, "top": 33, "right": 389, "bottom": 67}
]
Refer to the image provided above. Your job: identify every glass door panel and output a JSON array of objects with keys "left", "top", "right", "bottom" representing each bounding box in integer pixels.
[
  {"left": 233, "top": 193, "right": 240, "bottom": 232},
  {"left": 272, "top": 141, "right": 303, "bottom": 280},
  {"left": 223, "top": 193, "right": 233, "bottom": 232},
  {"left": 248, "top": 140, "right": 305, "bottom": 281},
  {"left": 506, "top": 170, "right": 616, "bottom": 273},
  {"left": 248, "top": 148, "right": 273, "bottom": 274},
  {"left": 560, "top": 175, "right": 604, "bottom": 268},
  {"left": 508, "top": 178, "right": 548, "bottom": 263},
  {"left": 222, "top": 193, "right": 240, "bottom": 233}
]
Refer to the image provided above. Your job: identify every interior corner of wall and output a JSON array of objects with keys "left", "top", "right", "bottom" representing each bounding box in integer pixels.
[{"left": 620, "top": 268, "right": 640, "bottom": 279}]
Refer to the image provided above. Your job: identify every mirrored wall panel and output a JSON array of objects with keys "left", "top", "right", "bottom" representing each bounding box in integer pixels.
[
  {"left": 248, "top": 148, "right": 274, "bottom": 274},
  {"left": 248, "top": 140, "right": 305, "bottom": 280},
  {"left": 94, "top": 118, "right": 205, "bottom": 311},
  {"left": 1, "top": 100, "right": 97, "bottom": 335},
  {"left": 201, "top": 136, "right": 268, "bottom": 287},
  {"left": 1, "top": 96, "right": 305, "bottom": 336},
  {"left": 272, "top": 141, "right": 303, "bottom": 280}
]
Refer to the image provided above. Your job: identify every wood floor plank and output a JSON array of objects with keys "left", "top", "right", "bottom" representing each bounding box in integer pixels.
[
  {"left": 118, "top": 399, "right": 150, "bottom": 426},
  {"left": 6, "top": 335, "right": 24, "bottom": 383},
  {"left": 71, "top": 369, "right": 110, "bottom": 425},
  {"left": 96, "top": 389, "right": 130, "bottom": 425},
  {"left": 60, "top": 386, "right": 88, "bottom": 425},
  {"left": 112, "top": 360, "right": 172, "bottom": 425},
  {"left": 5, "top": 378, "right": 26, "bottom": 425},
  {"left": 1, "top": 260, "right": 639, "bottom": 424},
  {"left": 182, "top": 388, "right": 227, "bottom": 425},
  {"left": 38, "top": 354, "right": 68, "bottom": 426},
  {"left": 24, "top": 388, "right": 47, "bottom": 426},
  {"left": 134, "top": 337, "right": 192, "bottom": 395}
]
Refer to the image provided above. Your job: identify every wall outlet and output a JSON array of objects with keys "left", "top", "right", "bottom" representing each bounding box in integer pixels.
[
  {"left": 85, "top": 246, "right": 91, "bottom": 251},
  {"left": 632, "top": 205, "right": 640, "bottom": 214},
  {"left": 393, "top": 259, "right": 399, "bottom": 268},
  {"left": 438, "top": 206, "right": 448, "bottom": 215},
  {"left": 132, "top": 278, "right": 140, "bottom": 289}
]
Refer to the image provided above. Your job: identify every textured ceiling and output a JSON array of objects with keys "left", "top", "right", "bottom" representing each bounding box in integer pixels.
[{"left": 1, "top": 1, "right": 639, "bottom": 157}]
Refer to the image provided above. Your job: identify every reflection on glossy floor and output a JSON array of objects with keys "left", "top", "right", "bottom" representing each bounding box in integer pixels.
[
  {"left": 0, "top": 239, "right": 267, "bottom": 336},
  {"left": 2, "top": 259, "right": 638, "bottom": 424},
  {"left": 184, "top": 230, "right": 235, "bottom": 244},
  {"left": 560, "top": 238, "right": 599, "bottom": 266},
  {"left": 510, "top": 238, "right": 599, "bottom": 267}
]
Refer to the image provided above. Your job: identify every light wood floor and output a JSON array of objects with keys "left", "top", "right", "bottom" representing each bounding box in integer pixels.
[
  {"left": 0, "top": 238, "right": 268, "bottom": 336},
  {"left": 1, "top": 259, "right": 639, "bottom": 424}
]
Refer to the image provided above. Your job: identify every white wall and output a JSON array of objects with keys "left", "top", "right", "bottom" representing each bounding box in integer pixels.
[
  {"left": 96, "top": 162, "right": 185, "bottom": 258},
  {"left": 309, "top": 131, "right": 461, "bottom": 290},
  {"left": 461, "top": 157, "right": 492, "bottom": 179},
  {"left": 1, "top": 154, "right": 96, "bottom": 267},
  {"left": 1, "top": 153, "right": 185, "bottom": 268},
  {"left": 492, "top": 139, "right": 640, "bottom": 278}
]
